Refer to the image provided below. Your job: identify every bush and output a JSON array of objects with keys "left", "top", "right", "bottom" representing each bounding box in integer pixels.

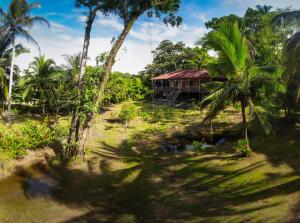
[
  {"left": 21, "top": 121, "right": 54, "bottom": 150},
  {"left": 0, "top": 121, "right": 55, "bottom": 159},
  {"left": 118, "top": 103, "right": 137, "bottom": 128},
  {"left": 192, "top": 140, "right": 205, "bottom": 152},
  {"left": 235, "top": 139, "right": 251, "bottom": 157},
  {"left": 0, "top": 130, "right": 27, "bottom": 159}
]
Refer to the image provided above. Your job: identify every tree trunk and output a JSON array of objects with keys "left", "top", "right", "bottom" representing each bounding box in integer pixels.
[
  {"left": 7, "top": 36, "right": 15, "bottom": 124},
  {"left": 241, "top": 100, "right": 248, "bottom": 143},
  {"left": 68, "top": 10, "right": 97, "bottom": 145},
  {"left": 76, "top": 18, "right": 138, "bottom": 158},
  {"left": 42, "top": 103, "right": 46, "bottom": 115}
]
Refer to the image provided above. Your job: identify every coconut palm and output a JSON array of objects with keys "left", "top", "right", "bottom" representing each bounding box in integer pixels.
[
  {"left": 63, "top": 53, "right": 82, "bottom": 86},
  {"left": 201, "top": 21, "right": 273, "bottom": 147},
  {"left": 0, "top": 32, "right": 29, "bottom": 111},
  {"left": 20, "top": 55, "right": 58, "bottom": 114},
  {"left": 0, "top": 0, "right": 49, "bottom": 123},
  {"left": 272, "top": 10, "right": 300, "bottom": 117}
]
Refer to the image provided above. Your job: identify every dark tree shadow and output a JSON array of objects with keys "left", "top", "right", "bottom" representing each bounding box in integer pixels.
[{"left": 12, "top": 115, "right": 300, "bottom": 223}]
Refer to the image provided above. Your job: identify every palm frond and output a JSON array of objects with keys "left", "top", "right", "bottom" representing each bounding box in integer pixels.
[
  {"left": 202, "top": 21, "right": 248, "bottom": 76},
  {"left": 31, "top": 16, "right": 51, "bottom": 28},
  {"left": 248, "top": 99, "right": 273, "bottom": 135},
  {"left": 17, "top": 27, "right": 39, "bottom": 47},
  {"left": 201, "top": 81, "right": 239, "bottom": 121}
]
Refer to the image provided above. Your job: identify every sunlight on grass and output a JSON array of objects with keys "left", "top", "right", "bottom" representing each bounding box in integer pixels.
[{"left": 122, "top": 169, "right": 142, "bottom": 184}]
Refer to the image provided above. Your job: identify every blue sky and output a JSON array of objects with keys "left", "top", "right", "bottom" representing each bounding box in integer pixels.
[{"left": 1, "top": 0, "right": 300, "bottom": 73}]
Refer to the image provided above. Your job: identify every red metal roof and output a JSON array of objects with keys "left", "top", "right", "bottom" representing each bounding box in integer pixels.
[{"left": 150, "top": 70, "right": 210, "bottom": 80}]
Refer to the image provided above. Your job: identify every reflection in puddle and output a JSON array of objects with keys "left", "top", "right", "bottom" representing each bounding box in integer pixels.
[{"left": 24, "top": 177, "right": 58, "bottom": 198}]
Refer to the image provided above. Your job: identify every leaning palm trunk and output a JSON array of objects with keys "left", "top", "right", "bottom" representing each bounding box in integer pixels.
[
  {"left": 68, "top": 11, "right": 97, "bottom": 145},
  {"left": 7, "top": 36, "right": 15, "bottom": 124},
  {"left": 76, "top": 18, "right": 137, "bottom": 159}
]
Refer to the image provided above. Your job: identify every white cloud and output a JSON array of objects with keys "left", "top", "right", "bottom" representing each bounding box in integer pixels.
[
  {"left": 222, "top": 0, "right": 300, "bottom": 13},
  {"left": 98, "top": 15, "right": 123, "bottom": 32},
  {"left": 14, "top": 17, "right": 208, "bottom": 74}
]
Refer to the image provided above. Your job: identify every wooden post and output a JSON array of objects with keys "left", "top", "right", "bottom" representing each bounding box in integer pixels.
[
  {"left": 188, "top": 80, "right": 190, "bottom": 99},
  {"left": 199, "top": 79, "right": 201, "bottom": 101},
  {"left": 181, "top": 80, "right": 183, "bottom": 92},
  {"left": 210, "top": 119, "right": 213, "bottom": 144},
  {"left": 152, "top": 79, "right": 155, "bottom": 108}
]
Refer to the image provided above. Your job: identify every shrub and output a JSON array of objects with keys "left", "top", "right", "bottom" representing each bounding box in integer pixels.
[
  {"left": 235, "top": 139, "right": 252, "bottom": 157},
  {"left": 0, "top": 130, "right": 28, "bottom": 159},
  {"left": 0, "top": 121, "right": 56, "bottom": 159},
  {"left": 21, "top": 121, "right": 54, "bottom": 150},
  {"left": 192, "top": 140, "right": 205, "bottom": 152},
  {"left": 118, "top": 103, "right": 137, "bottom": 129}
]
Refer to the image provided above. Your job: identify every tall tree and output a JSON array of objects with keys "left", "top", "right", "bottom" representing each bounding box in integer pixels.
[
  {"left": 0, "top": 0, "right": 49, "bottom": 123},
  {"left": 201, "top": 21, "right": 273, "bottom": 147},
  {"left": 0, "top": 32, "right": 29, "bottom": 111},
  {"left": 142, "top": 40, "right": 211, "bottom": 76},
  {"left": 69, "top": 0, "right": 182, "bottom": 158},
  {"left": 68, "top": 0, "right": 107, "bottom": 145},
  {"left": 244, "top": 5, "right": 282, "bottom": 66},
  {"left": 272, "top": 10, "right": 300, "bottom": 117},
  {"left": 20, "top": 55, "right": 58, "bottom": 114}
]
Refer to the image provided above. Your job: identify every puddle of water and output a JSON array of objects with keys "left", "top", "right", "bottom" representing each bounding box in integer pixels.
[{"left": 24, "top": 177, "right": 58, "bottom": 198}]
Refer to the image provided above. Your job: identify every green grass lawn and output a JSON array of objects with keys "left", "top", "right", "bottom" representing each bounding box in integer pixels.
[{"left": 0, "top": 101, "right": 300, "bottom": 223}]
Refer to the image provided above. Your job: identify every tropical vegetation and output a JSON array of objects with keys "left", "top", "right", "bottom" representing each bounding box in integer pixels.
[{"left": 1, "top": 1, "right": 300, "bottom": 222}]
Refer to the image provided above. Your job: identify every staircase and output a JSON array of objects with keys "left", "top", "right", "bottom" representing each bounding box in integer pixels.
[{"left": 166, "top": 89, "right": 181, "bottom": 105}]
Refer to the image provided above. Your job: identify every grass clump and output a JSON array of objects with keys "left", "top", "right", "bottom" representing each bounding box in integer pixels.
[
  {"left": 140, "top": 107, "right": 176, "bottom": 123},
  {"left": 192, "top": 140, "right": 206, "bottom": 152},
  {"left": 235, "top": 139, "right": 252, "bottom": 157}
]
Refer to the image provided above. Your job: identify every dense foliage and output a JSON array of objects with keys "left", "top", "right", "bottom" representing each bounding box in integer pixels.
[
  {"left": 142, "top": 40, "right": 211, "bottom": 76},
  {"left": 0, "top": 121, "right": 55, "bottom": 159},
  {"left": 103, "top": 72, "right": 150, "bottom": 106},
  {"left": 1, "top": 1, "right": 300, "bottom": 160}
]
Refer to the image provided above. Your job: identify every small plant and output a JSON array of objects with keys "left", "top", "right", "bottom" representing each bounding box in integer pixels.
[
  {"left": 118, "top": 103, "right": 137, "bottom": 130},
  {"left": 235, "top": 139, "right": 252, "bottom": 157},
  {"left": 192, "top": 140, "right": 205, "bottom": 152},
  {"left": 191, "top": 100, "right": 200, "bottom": 110}
]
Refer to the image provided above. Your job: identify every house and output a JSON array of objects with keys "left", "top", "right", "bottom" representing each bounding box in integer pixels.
[{"left": 150, "top": 70, "right": 224, "bottom": 104}]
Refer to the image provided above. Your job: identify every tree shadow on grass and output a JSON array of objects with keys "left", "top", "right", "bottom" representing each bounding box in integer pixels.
[{"left": 12, "top": 119, "right": 300, "bottom": 223}]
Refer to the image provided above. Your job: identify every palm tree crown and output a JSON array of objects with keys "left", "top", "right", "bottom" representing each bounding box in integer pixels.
[
  {"left": 20, "top": 55, "right": 58, "bottom": 114},
  {"left": 0, "top": 0, "right": 49, "bottom": 123},
  {"left": 201, "top": 21, "right": 273, "bottom": 145},
  {"left": 0, "top": 0, "right": 50, "bottom": 45}
]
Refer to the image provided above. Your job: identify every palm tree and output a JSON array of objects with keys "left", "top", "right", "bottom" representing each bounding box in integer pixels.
[
  {"left": 0, "top": 67, "right": 7, "bottom": 112},
  {"left": 0, "top": 32, "right": 29, "bottom": 111},
  {"left": 63, "top": 53, "right": 82, "bottom": 85},
  {"left": 0, "top": 0, "right": 49, "bottom": 123},
  {"left": 201, "top": 21, "right": 272, "bottom": 147},
  {"left": 20, "top": 55, "right": 58, "bottom": 114},
  {"left": 272, "top": 10, "right": 300, "bottom": 117}
]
